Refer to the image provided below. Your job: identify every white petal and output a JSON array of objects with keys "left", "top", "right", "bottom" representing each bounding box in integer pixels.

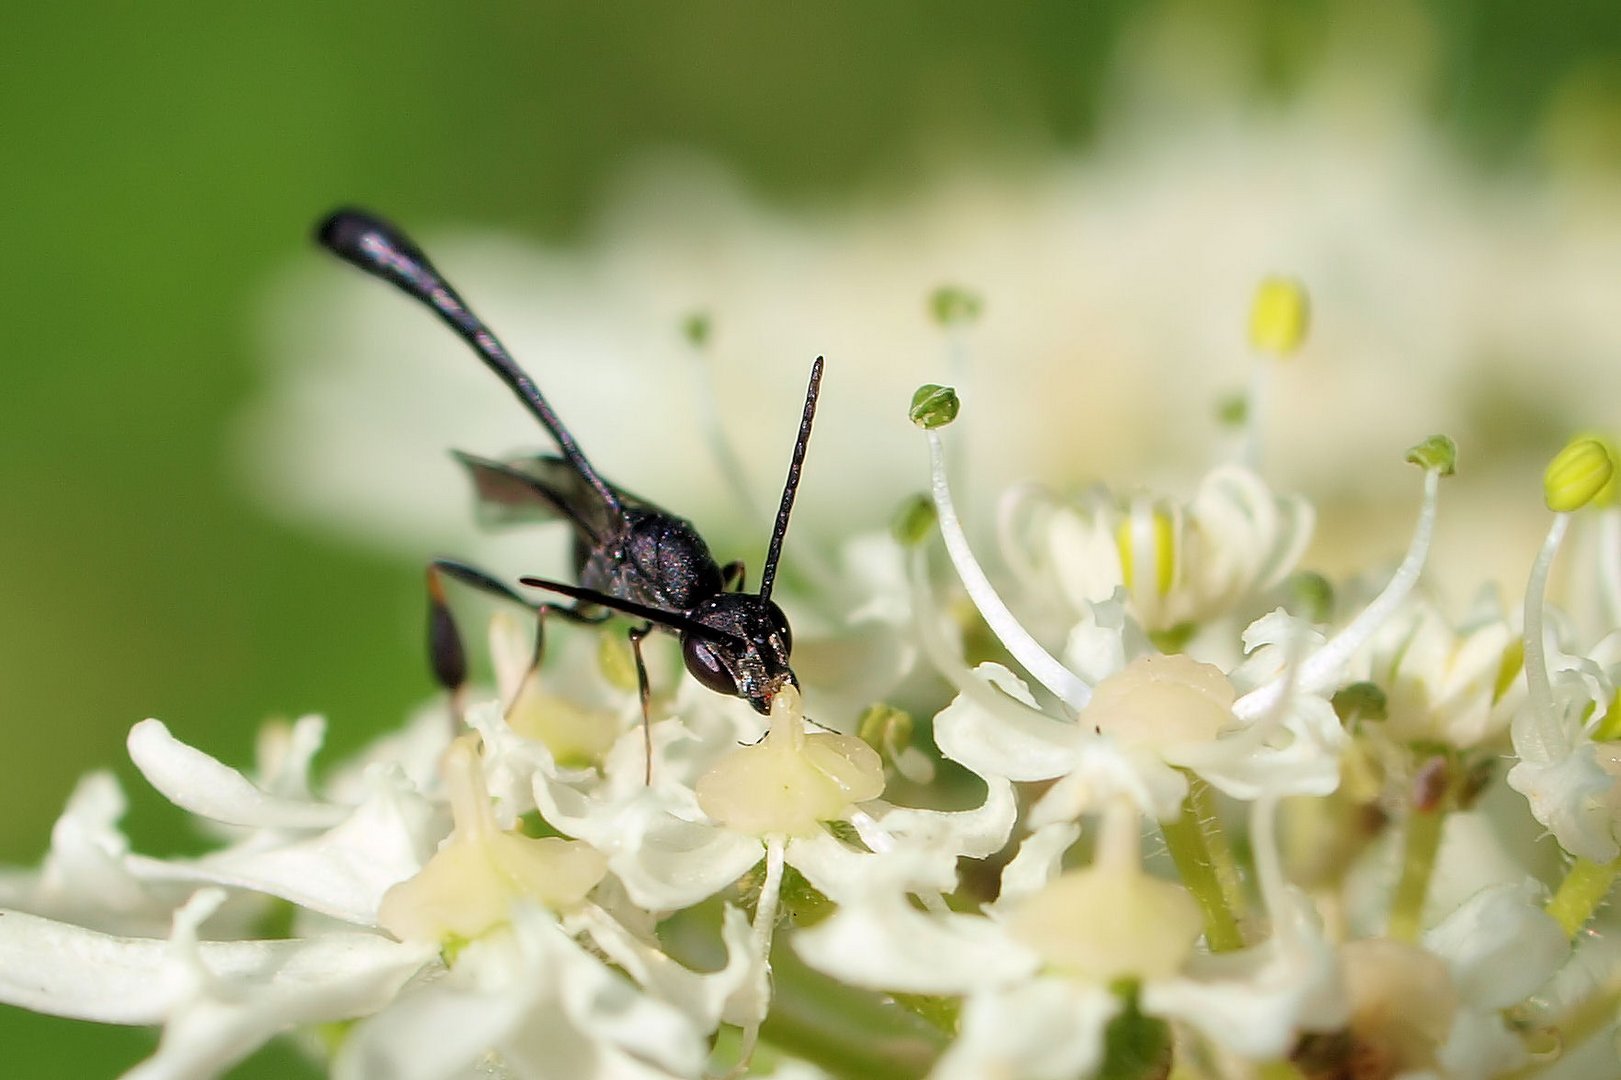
[
  {"left": 1144, "top": 889, "right": 1347, "bottom": 1059},
  {"left": 1168, "top": 698, "right": 1344, "bottom": 802},
  {"left": 1506, "top": 745, "right": 1619, "bottom": 862},
  {"left": 1435, "top": 1007, "right": 1529, "bottom": 1080},
  {"left": 253, "top": 715, "right": 327, "bottom": 800},
  {"left": 786, "top": 831, "right": 960, "bottom": 904},
  {"left": 325, "top": 702, "right": 454, "bottom": 803},
  {"left": 1028, "top": 743, "right": 1188, "bottom": 825},
  {"left": 0, "top": 772, "right": 190, "bottom": 937},
  {"left": 868, "top": 775, "right": 1017, "bottom": 861},
  {"left": 932, "top": 664, "right": 1079, "bottom": 782},
  {"left": 128, "top": 719, "right": 346, "bottom": 830},
  {"left": 128, "top": 767, "right": 438, "bottom": 925},
  {"left": 571, "top": 902, "right": 757, "bottom": 1032},
  {"left": 0, "top": 905, "right": 427, "bottom": 1031},
  {"left": 994, "top": 822, "right": 1080, "bottom": 908},
  {"left": 931, "top": 979, "right": 1115, "bottom": 1080},
  {"left": 1422, "top": 881, "right": 1568, "bottom": 1010},
  {"left": 534, "top": 775, "right": 761, "bottom": 911},
  {"left": 793, "top": 887, "right": 1037, "bottom": 994},
  {"left": 336, "top": 906, "right": 702, "bottom": 1080}
]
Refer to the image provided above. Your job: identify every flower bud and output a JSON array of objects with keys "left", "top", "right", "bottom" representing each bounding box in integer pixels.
[
  {"left": 1544, "top": 436, "right": 1615, "bottom": 512},
  {"left": 910, "top": 385, "right": 960, "bottom": 429},
  {"left": 1405, "top": 434, "right": 1457, "bottom": 476},
  {"left": 928, "top": 285, "right": 983, "bottom": 328},
  {"left": 1248, "top": 276, "right": 1309, "bottom": 357}
]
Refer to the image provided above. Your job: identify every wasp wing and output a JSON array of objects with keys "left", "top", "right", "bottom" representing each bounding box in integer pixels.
[{"left": 453, "top": 451, "right": 656, "bottom": 544}]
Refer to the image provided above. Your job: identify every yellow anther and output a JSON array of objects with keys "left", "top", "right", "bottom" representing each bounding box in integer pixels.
[
  {"left": 1544, "top": 436, "right": 1616, "bottom": 513},
  {"left": 1114, "top": 507, "right": 1177, "bottom": 597},
  {"left": 1248, "top": 276, "right": 1310, "bottom": 357}
]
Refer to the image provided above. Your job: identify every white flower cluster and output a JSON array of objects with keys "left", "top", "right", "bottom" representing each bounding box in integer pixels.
[{"left": 9, "top": 291, "right": 1621, "bottom": 1080}]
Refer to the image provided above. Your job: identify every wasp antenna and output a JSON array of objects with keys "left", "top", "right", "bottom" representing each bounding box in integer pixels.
[
  {"left": 758, "top": 356, "right": 823, "bottom": 601},
  {"left": 314, "top": 207, "right": 621, "bottom": 515},
  {"left": 518, "top": 577, "right": 747, "bottom": 649}
]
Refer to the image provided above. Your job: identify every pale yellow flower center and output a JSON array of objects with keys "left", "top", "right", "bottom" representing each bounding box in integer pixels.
[
  {"left": 1083, "top": 653, "right": 1238, "bottom": 751},
  {"left": 378, "top": 734, "right": 607, "bottom": 945},
  {"left": 1010, "top": 803, "right": 1202, "bottom": 981},
  {"left": 695, "top": 686, "right": 885, "bottom": 838}
]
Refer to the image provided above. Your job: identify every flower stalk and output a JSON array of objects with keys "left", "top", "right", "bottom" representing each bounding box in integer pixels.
[
  {"left": 1160, "top": 790, "right": 1246, "bottom": 952},
  {"left": 1544, "top": 855, "right": 1621, "bottom": 939}
]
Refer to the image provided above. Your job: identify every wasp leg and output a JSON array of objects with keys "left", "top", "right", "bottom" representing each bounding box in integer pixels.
[
  {"left": 721, "top": 560, "right": 747, "bottom": 592},
  {"left": 427, "top": 558, "right": 605, "bottom": 729},
  {"left": 626, "top": 622, "right": 658, "bottom": 785}
]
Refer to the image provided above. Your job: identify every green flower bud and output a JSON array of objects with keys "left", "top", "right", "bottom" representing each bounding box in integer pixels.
[
  {"left": 891, "top": 493, "right": 937, "bottom": 547},
  {"left": 1332, "top": 681, "right": 1388, "bottom": 725},
  {"left": 910, "top": 384, "right": 960, "bottom": 429},
  {"left": 1405, "top": 435, "right": 1458, "bottom": 476},
  {"left": 928, "top": 285, "right": 983, "bottom": 327},
  {"left": 681, "top": 310, "right": 712, "bottom": 348}
]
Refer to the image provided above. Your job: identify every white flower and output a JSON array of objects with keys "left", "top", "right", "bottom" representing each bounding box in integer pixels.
[
  {"left": 1358, "top": 588, "right": 1523, "bottom": 749},
  {"left": 335, "top": 905, "right": 708, "bottom": 1080},
  {"left": 798, "top": 797, "right": 1346, "bottom": 1075},
  {"left": 0, "top": 888, "right": 433, "bottom": 1080},
  {"left": 1032, "top": 464, "right": 1314, "bottom": 636},
  {"left": 915, "top": 420, "right": 1448, "bottom": 820},
  {"left": 241, "top": 54, "right": 1621, "bottom": 605}
]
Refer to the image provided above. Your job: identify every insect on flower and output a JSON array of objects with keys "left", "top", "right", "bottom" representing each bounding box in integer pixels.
[{"left": 316, "top": 209, "right": 823, "bottom": 777}]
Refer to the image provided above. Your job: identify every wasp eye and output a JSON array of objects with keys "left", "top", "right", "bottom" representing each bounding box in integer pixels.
[{"left": 683, "top": 636, "right": 740, "bottom": 696}]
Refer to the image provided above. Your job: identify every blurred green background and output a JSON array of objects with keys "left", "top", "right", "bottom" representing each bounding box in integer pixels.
[{"left": 4, "top": 1, "right": 1620, "bottom": 1074}]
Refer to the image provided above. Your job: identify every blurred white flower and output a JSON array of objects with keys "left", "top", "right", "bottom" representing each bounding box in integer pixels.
[{"left": 243, "top": 57, "right": 1621, "bottom": 605}]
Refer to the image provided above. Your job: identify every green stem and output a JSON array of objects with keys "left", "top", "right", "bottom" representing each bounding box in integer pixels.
[
  {"left": 1187, "top": 775, "right": 1247, "bottom": 924},
  {"left": 1255, "top": 1060, "right": 1308, "bottom": 1080},
  {"left": 1387, "top": 807, "right": 1445, "bottom": 942},
  {"left": 1161, "top": 793, "right": 1246, "bottom": 952},
  {"left": 1546, "top": 856, "right": 1621, "bottom": 939},
  {"left": 760, "top": 942, "right": 947, "bottom": 1080}
]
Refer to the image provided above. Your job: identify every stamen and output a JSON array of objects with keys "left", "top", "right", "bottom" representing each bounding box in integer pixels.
[
  {"left": 1240, "top": 276, "right": 1309, "bottom": 469},
  {"left": 1522, "top": 438, "right": 1615, "bottom": 762},
  {"left": 926, "top": 427, "right": 1092, "bottom": 710},
  {"left": 1235, "top": 459, "right": 1445, "bottom": 721},
  {"left": 906, "top": 545, "right": 1063, "bottom": 727},
  {"left": 1520, "top": 515, "right": 1572, "bottom": 764},
  {"left": 727, "top": 835, "right": 786, "bottom": 1079}
]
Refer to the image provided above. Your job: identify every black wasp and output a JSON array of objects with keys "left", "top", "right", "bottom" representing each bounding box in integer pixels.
[{"left": 316, "top": 210, "right": 821, "bottom": 776}]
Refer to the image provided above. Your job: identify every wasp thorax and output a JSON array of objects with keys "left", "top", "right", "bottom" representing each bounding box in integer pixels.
[{"left": 683, "top": 593, "right": 796, "bottom": 713}]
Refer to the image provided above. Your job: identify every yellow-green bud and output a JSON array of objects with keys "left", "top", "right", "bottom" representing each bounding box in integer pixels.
[
  {"left": 1544, "top": 436, "right": 1615, "bottom": 513},
  {"left": 1405, "top": 434, "right": 1458, "bottom": 476},
  {"left": 681, "top": 310, "right": 712, "bottom": 348},
  {"left": 910, "top": 385, "right": 960, "bottom": 429},
  {"left": 1248, "top": 276, "right": 1310, "bottom": 357},
  {"left": 1576, "top": 433, "right": 1620, "bottom": 507},
  {"left": 891, "top": 493, "right": 937, "bottom": 547},
  {"left": 929, "top": 285, "right": 983, "bottom": 328}
]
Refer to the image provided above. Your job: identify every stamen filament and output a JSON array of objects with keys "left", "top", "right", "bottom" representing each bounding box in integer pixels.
[
  {"left": 906, "top": 546, "right": 1061, "bottom": 726},
  {"left": 728, "top": 836, "right": 787, "bottom": 1078},
  {"left": 926, "top": 430, "right": 1092, "bottom": 710},
  {"left": 1236, "top": 468, "right": 1441, "bottom": 721},
  {"left": 1599, "top": 509, "right": 1621, "bottom": 629},
  {"left": 1520, "top": 515, "right": 1572, "bottom": 765}
]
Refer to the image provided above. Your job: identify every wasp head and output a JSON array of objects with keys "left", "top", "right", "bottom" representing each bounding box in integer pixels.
[{"left": 681, "top": 593, "right": 796, "bottom": 714}]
